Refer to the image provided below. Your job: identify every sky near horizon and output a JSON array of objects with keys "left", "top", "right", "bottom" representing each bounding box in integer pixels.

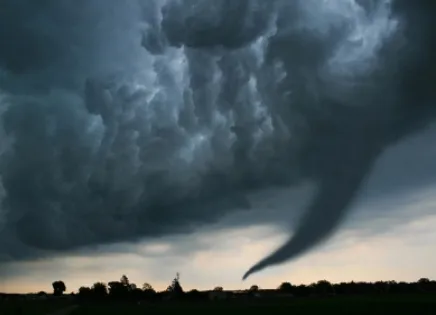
[
  {"left": 1, "top": 0, "right": 436, "bottom": 294},
  {"left": 2, "top": 210, "right": 436, "bottom": 294},
  {"left": 2, "top": 128, "right": 436, "bottom": 293}
]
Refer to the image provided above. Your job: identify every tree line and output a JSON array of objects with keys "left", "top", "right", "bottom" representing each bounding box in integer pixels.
[{"left": 46, "top": 276, "right": 436, "bottom": 302}]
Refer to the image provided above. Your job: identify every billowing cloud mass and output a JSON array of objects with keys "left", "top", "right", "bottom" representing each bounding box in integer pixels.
[{"left": 0, "top": 0, "right": 435, "bottom": 279}]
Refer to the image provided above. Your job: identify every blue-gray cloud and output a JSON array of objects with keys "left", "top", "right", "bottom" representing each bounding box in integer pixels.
[{"left": 0, "top": 0, "right": 435, "bottom": 280}]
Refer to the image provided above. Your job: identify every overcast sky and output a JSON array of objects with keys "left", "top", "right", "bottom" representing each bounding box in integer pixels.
[
  {"left": 1, "top": 0, "right": 435, "bottom": 293},
  {"left": 2, "top": 125, "right": 436, "bottom": 293},
  {"left": 2, "top": 198, "right": 436, "bottom": 293}
]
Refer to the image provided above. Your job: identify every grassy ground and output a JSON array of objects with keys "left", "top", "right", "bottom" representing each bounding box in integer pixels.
[
  {"left": 71, "top": 294, "right": 436, "bottom": 315},
  {"left": 0, "top": 299, "right": 72, "bottom": 315}
]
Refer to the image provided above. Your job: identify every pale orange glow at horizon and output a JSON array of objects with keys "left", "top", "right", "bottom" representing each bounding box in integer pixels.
[{"left": 2, "top": 211, "right": 436, "bottom": 295}]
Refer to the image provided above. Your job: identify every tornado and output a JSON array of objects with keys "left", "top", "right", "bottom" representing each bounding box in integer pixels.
[
  {"left": 243, "top": 142, "right": 380, "bottom": 279},
  {"left": 242, "top": 0, "right": 436, "bottom": 279}
]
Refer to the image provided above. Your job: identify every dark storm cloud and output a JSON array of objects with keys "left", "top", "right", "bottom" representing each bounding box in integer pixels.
[
  {"left": 160, "top": 0, "right": 276, "bottom": 49},
  {"left": 0, "top": 0, "right": 435, "bottom": 280}
]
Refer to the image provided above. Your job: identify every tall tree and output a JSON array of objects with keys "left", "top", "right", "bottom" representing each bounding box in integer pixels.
[
  {"left": 92, "top": 282, "right": 108, "bottom": 297},
  {"left": 167, "top": 272, "right": 184, "bottom": 295},
  {"left": 120, "top": 275, "right": 129, "bottom": 287},
  {"left": 52, "top": 281, "right": 66, "bottom": 296},
  {"left": 142, "top": 283, "right": 155, "bottom": 292},
  {"left": 278, "top": 282, "right": 294, "bottom": 293}
]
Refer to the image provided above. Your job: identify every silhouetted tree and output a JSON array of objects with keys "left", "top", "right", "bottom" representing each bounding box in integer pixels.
[
  {"left": 91, "top": 282, "right": 108, "bottom": 298},
  {"left": 43, "top": 274, "right": 436, "bottom": 302},
  {"left": 418, "top": 278, "right": 430, "bottom": 284},
  {"left": 334, "top": 281, "right": 376, "bottom": 295},
  {"left": 52, "top": 281, "right": 66, "bottom": 296},
  {"left": 249, "top": 285, "right": 259, "bottom": 292},
  {"left": 130, "top": 287, "right": 144, "bottom": 301},
  {"left": 167, "top": 273, "right": 184, "bottom": 296},
  {"left": 278, "top": 282, "right": 293, "bottom": 293},
  {"left": 186, "top": 289, "right": 206, "bottom": 301},
  {"left": 107, "top": 274, "right": 136, "bottom": 300},
  {"left": 374, "top": 281, "right": 390, "bottom": 294},
  {"left": 141, "top": 282, "right": 156, "bottom": 300},
  {"left": 108, "top": 281, "right": 129, "bottom": 299},
  {"left": 418, "top": 278, "right": 431, "bottom": 292},
  {"left": 78, "top": 286, "right": 92, "bottom": 299},
  {"left": 396, "top": 281, "right": 411, "bottom": 293},
  {"left": 120, "top": 275, "right": 130, "bottom": 287},
  {"left": 430, "top": 280, "right": 436, "bottom": 293},
  {"left": 142, "top": 283, "right": 154, "bottom": 292},
  {"left": 313, "top": 280, "right": 335, "bottom": 296},
  {"left": 294, "top": 284, "right": 312, "bottom": 297}
]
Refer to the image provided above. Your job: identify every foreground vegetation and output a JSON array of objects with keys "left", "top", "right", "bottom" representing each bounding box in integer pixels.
[
  {"left": 1, "top": 275, "right": 436, "bottom": 314},
  {"left": 0, "top": 298, "right": 72, "bottom": 315},
  {"left": 2, "top": 294, "right": 435, "bottom": 315},
  {"left": 71, "top": 295, "right": 436, "bottom": 315}
]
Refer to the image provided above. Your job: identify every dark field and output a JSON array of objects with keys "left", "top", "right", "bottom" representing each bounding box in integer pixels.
[
  {"left": 2, "top": 294, "right": 435, "bottom": 315},
  {"left": 73, "top": 297, "right": 435, "bottom": 315},
  {"left": 72, "top": 297, "right": 436, "bottom": 315},
  {"left": 0, "top": 299, "right": 72, "bottom": 315},
  {"left": 72, "top": 295, "right": 436, "bottom": 315}
]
